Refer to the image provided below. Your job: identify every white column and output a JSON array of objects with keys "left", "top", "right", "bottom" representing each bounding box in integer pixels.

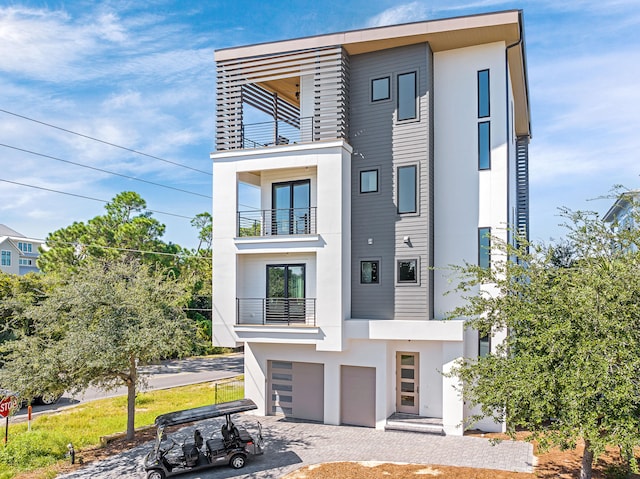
[{"left": 442, "top": 341, "right": 464, "bottom": 435}]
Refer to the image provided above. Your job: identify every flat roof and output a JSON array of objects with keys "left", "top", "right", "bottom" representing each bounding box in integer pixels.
[{"left": 215, "top": 10, "right": 530, "bottom": 137}]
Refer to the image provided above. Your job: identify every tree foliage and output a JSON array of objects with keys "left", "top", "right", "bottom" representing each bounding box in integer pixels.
[
  {"left": 448, "top": 207, "right": 640, "bottom": 479},
  {"left": 0, "top": 259, "right": 196, "bottom": 439}
]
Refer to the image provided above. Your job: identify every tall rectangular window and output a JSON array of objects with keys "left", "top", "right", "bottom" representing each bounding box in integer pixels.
[
  {"left": 397, "top": 259, "right": 418, "bottom": 284},
  {"left": 479, "top": 333, "right": 491, "bottom": 357},
  {"left": 478, "top": 121, "right": 491, "bottom": 170},
  {"left": 477, "top": 69, "right": 490, "bottom": 118},
  {"left": 478, "top": 227, "right": 491, "bottom": 269},
  {"left": 397, "top": 71, "right": 417, "bottom": 121},
  {"left": 397, "top": 165, "right": 417, "bottom": 214},
  {"left": 1, "top": 250, "right": 11, "bottom": 266}
]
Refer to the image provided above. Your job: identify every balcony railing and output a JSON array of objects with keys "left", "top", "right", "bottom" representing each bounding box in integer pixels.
[
  {"left": 237, "top": 207, "right": 317, "bottom": 237},
  {"left": 242, "top": 117, "right": 313, "bottom": 149},
  {"left": 237, "top": 298, "right": 316, "bottom": 326}
]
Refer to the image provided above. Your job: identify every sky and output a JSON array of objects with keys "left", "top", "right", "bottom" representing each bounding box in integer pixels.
[{"left": 1, "top": 0, "right": 639, "bottom": 249}]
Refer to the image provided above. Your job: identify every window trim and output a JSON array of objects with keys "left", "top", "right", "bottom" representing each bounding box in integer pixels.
[
  {"left": 397, "top": 164, "right": 418, "bottom": 214},
  {"left": 478, "top": 121, "right": 491, "bottom": 170},
  {"left": 477, "top": 69, "right": 490, "bottom": 118},
  {"left": 478, "top": 227, "right": 491, "bottom": 269},
  {"left": 359, "top": 169, "right": 379, "bottom": 194},
  {"left": 396, "top": 258, "right": 419, "bottom": 285},
  {"left": 397, "top": 71, "right": 418, "bottom": 121},
  {"left": 266, "top": 263, "right": 306, "bottom": 298},
  {"left": 371, "top": 76, "right": 391, "bottom": 102}
]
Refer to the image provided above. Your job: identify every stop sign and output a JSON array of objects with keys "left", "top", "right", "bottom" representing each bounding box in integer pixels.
[{"left": 0, "top": 396, "right": 16, "bottom": 418}]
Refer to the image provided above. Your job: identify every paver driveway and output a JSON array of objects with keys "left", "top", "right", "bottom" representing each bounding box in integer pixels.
[{"left": 58, "top": 415, "right": 534, "bottom": 479}]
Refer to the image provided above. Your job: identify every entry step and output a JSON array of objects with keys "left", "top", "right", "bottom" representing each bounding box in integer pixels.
[{"left": 385, "top": 413, "right": 444, "bottom": 435}]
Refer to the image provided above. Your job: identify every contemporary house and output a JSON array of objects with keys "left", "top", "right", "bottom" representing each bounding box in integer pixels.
[
  {"left": 211, "top": 10, "right": 531, "bottom": 435},
  {"left": 0, "top": 224, "right": 44, "bottom": 275}
]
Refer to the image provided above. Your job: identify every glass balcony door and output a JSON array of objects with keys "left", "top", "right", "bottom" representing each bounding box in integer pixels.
[
  {"left": 266, "top": 264, "right": 306, "bottom": 323},
  {"left": 272, "top": 180, "right": 310, "bottom": 235}
]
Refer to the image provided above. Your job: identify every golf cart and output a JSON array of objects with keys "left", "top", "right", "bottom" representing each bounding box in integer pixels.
[{"left": 143, "top": 398, "right": 263, "bottom": 479}]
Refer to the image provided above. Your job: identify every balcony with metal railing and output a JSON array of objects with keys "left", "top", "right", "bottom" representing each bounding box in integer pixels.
[
  {"left": 237, "top": 207, "right": 317, "bottom": 237},
  {"left": 241, "top": 117, "right": 314, "bottom": 149},
  {"left": 236, "top": 298, "right": 316, "bottom": 326}
]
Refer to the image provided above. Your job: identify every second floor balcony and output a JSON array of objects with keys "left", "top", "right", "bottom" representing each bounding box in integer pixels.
[
  {"left": 238, "top": 207, "right": 317, "bottom": 237},
  {"left": 237, "top": 298, "right": 317, "bottom": 326}
]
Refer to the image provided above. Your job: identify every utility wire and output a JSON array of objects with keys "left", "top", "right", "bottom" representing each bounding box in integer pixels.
[
  {"left": 0, "top": 178, "right": 196, "bottom": 220},
  {"left": 0, "top": 108, "right": 212, "bottom": 176},
  {"left": 0, "top": 143, "right": 212, "bottom": 199}
]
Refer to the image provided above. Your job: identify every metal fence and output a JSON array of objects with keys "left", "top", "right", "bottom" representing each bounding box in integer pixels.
[{"left": 212, "top": 377, "right": 245, "bottom": 404}]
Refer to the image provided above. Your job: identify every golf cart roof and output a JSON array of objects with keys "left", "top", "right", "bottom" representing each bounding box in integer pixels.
[{"left": 154, "top": 399, "right": 258, "bottom": 428}]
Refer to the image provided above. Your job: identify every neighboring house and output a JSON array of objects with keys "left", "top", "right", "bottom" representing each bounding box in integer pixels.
[
  {"left": 0, "top": 224, "right": 45, "bottom": 275},
  {"left": 211, "top": 10, "right": 531, "bottom": 435},
  {"left": 603, "top": 190, "right": 639, "bottom": 235}
]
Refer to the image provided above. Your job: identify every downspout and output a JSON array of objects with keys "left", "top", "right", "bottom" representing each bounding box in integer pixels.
[{"left": 505, "top": 10, "right": 525, "bottom": 247}]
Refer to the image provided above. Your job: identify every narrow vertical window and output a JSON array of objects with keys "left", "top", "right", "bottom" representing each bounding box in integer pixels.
[
  {"left": 477, "top": 69, "right": 490, "bottom": 118},
  {"left": 478, "top": 121, "right": 491, "bottom": 170},
  {"left": 397, "top": 165, "right": 417, "bottom": 214},
  {"left": 478, "top": 227, "right": 491, "bottom": 269},
  {"left": 397, "top": 71, "right": 417, "bottom": 120},
  {"left": 397, "top": 259, "right": 418, "bottom": 284},
  {"left": 1, "top": 251, "right": 11, "bottom": 266},
  {"left": 479, "top": 333, "right": 491, "bottom": 357},
  {"left": 360, "top": 169, "right": 378, "bottom": 193},
  {"left": 371, "top": 77, "right": 390, "bottom": 102}
]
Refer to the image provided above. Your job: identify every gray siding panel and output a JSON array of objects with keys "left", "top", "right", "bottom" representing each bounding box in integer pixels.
[{"left": 350, "top": 44, "right": 434, "bottom": 321}]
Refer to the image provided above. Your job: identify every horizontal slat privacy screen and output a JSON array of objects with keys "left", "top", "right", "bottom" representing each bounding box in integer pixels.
[{"left": 216, "top": 46, "right": 349, "bottom": 150}]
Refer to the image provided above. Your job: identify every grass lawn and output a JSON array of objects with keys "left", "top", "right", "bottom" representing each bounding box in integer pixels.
[{"left": 1, "top": 378, "right": 243, "bottom": 479}]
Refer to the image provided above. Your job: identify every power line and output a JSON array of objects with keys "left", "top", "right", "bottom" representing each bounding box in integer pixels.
[
  {"left": 0, "top": 143, "right": 212, "bottom": 199},
  {"left": 0, "top": 108, "right": 212, "bottom": 176},
  {"left": 0, "top": 178, "right": 196, "bottom": 220}
]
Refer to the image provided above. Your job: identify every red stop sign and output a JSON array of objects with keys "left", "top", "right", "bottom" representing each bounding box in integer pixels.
[{"left": 0, "top": 396, "right": 15, "bottom": 418}]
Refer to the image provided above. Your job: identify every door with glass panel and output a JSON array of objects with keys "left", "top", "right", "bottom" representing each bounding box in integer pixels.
[
  {"left": 272, "top": 180, "right": 310, "bottom": 235},
  {"left": 266, "top": 264, "right": 305, "bottom": 323},
  {"left": 396, "top": 352, "right": 419, "bottom": 414}
]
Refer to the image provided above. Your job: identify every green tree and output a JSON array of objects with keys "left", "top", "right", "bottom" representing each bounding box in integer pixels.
[
  {"left": 447, "top": 208, "right": 640, "bottom": 479},
  {"left": 0, "top": 260, "right": 196, "bottom": 439},
  {"left": 38, "top": 191, "right": 169, "bottom": 274}
]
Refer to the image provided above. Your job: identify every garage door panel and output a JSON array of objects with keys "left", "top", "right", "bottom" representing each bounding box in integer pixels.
[
  {"left": 268, "top": 360, "right": 324, "bottom": 422},
  {"left": 341, "top": 365, "right": 375, "bottom": 427}
]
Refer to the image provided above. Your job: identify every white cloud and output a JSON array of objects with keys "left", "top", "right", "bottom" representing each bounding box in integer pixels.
[{"left": 366, "top": 2, "right": 428, "bottom": 27}]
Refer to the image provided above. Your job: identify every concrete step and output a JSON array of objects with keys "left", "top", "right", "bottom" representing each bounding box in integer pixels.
[{"left": 384, "top": 414, "right": 445, "bottom": 436}]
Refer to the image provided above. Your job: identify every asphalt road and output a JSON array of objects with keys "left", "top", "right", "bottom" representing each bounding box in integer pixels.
[{"left": 12, "top": 353, "right": 244, "bottom": 420}]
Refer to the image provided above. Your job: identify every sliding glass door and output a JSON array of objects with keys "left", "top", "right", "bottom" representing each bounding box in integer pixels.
[
  {"left": 272, "top": 180, "right": 310, "bottom": 235},
  {"left": 266, "top": 264, "right": 305, "bottom": 323}
]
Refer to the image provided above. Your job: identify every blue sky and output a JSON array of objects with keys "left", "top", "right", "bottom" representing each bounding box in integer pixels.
[{"left": 1, "top": 0, "right": 639, "bottom": 249}]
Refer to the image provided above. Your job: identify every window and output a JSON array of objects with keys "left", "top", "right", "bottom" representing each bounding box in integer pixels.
[
  {"left": 479, "top": 333, "right": 491, "bottom": 357},
  {"left": 478, "top": 227, "right": 491, "bottom": 269},
  {"left": 397, "top": 165, "right": 417, "bottom": 213},
  {"left": 18, "top": 242, "right": 32, "bottom": 253},
  {"left": 360, "top": 169, "right": 378, "bottom": 193},
  {"left": 1, "top": 250, "right": 11, "bottom": 266},
  {"left": 360, "top": 260, "right": 379, "bottom": 284},
  {"left": 19, "top": 258, "right": 33, "bottom": 266},
  {"left": 478, "top": 121, "right": 491, "bottom": 170},
  {"left": 477, "top": 69, "right": 490, "bottom": 118},
  {"left": 397, "top": 259, "right": 417, "bottom": 283},
  {"left": 272, "top": 180, "right": 310, "bottom": 235},
  {"left": 397, "top": 71, "right": 417, "bottom": 120},
  {"left": 371, "top": 76, "right": 390, "bottom": 102}
]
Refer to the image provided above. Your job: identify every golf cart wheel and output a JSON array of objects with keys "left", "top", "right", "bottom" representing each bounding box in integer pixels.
[
  {"left": 146, "top": 469, "right": 166, "bottom": 479},
  {"left": 230, "top": 454, "right": 246, "bottom": 469},
  {"left": 38, "top": 392, "right": 61, "bottom": 406}
]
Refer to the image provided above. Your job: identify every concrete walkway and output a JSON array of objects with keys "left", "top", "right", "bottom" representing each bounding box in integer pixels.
[{"left": 58, "top": 415, "right": 534, "bottom": 479}]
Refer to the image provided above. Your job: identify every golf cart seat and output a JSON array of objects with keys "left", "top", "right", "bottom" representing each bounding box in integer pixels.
[{"left": 206, "top": 438, "right": 226, "bottom": 454}]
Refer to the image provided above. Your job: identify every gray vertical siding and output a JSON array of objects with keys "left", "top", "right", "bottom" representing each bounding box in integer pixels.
[{"left": 349, "top": 43, "right": 434, "bottom": 321}]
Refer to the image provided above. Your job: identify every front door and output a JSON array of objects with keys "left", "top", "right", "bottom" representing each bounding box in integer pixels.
[
  {"left": 272, "top": 180, "right": 310, "bottom": 235},
  {"left": 266, "top": 264, "right": 305, "bottom": 323},
  {"left": 396, "top": 352, "right": 419, "bottom": 414}
]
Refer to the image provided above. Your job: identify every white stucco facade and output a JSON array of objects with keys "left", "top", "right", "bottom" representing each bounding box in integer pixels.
[{"left": 212, "top": 11, "right": 530, "bottom": 436}]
